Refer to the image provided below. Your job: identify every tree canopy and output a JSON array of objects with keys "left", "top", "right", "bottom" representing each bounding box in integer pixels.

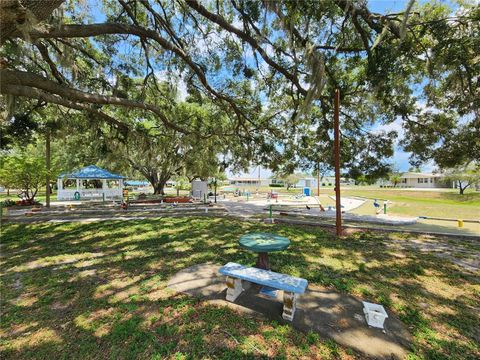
[
  {"left": 0, "top": 146, "right": 47, "bottom": 200},
  {"left": 1, "top": 0, "right": 478, "bottom": 180}
]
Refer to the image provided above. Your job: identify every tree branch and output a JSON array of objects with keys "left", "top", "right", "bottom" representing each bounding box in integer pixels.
[
  {"left": 0, "top": 68, "right": 188, "bottom": 133},
  {"left": 1, "top": 83, "right": 130, "bottom": 134},
  {"left": 34, "top": 41, "right": 67, "bottom": 84},
  {"left": 335, "top": 0, "right": 403, "bottom": 38},
  {"left": 185, "top": 0, "right": 307, "bottom": 95},
  {"left": 13, "top": 22, "right": 252, "bottom": 124}
]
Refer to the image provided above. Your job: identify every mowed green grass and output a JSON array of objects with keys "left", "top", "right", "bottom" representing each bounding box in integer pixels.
[
  {"left": 1, "top": 218, "right": 479, "bottom": 359},
  {"left": 315, "top": 188, "right": 480, "bottom": 220}
]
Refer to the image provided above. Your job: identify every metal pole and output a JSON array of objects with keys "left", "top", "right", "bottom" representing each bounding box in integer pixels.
[
  {"left": 334, "top": 89, "right": 342, "bottom": 236},
  {"left": 45, "top": 129, "right": 51, "bottom": 208},
  {"left": 317, "top": 161, "right": 320, "bottom": 197},
  {"left": 214, "top": 177, "right": 217, "bottom": 203}
]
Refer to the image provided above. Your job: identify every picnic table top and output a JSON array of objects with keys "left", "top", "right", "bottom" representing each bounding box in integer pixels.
[
  {"left": 239, "top": 232, "right": 290, "bottom": 253},
  {"left": 219, "top": 262, "right": 308, "bottom": 294}
]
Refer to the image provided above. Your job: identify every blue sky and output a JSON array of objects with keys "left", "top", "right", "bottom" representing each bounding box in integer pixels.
[{"left": 368, "top": 0, "right": 415, "bottom": 13}]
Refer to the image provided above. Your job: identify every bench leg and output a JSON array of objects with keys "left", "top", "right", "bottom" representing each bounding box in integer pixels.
[
  {"left": 282, "top": 291, "right": 297, "bottom": 321},
  {"left": 226, "top": 276, "right": 243, "bottom": 302}
]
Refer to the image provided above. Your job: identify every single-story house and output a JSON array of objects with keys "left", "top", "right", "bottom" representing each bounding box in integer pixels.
[
  {"left": 268, "top": 176, "right": 353, "bottom": 189},
  {"left": 228, "top": 178, "right": 270, "bottom": 187},
  {"left": 395, "top": 172, "right": 447, "bottom": 188},
  {"left": 297, "top": 177, "right": 354, "bottom": 188}
]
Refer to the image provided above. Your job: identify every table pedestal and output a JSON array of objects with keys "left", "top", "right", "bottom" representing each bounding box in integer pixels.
[{"left": 256, "top": 252, "right": 270, "bottom": 270}]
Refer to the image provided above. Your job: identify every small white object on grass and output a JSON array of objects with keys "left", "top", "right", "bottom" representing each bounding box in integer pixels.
[{"left": 362, "top": 301, "right": 388, "bottom": 329}]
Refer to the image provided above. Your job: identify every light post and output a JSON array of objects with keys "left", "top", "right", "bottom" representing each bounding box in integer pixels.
[{"left": 334, "top": 89, "right": 342, "bottom": 236}]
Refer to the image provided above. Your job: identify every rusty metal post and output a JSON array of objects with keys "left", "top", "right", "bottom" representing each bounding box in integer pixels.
[
  {"left": 317, "top": 161, "right": 320, "bottom": 196},
  {"left": 334, "top": 89, "right": 342, "bottom": 236},
  {"left": 45, "top": 129, "right": 51, "bottom": 208}
]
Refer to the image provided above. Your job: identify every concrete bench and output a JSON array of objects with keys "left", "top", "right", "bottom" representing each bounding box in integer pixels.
[{"left": 219, "top": 262, "right": 308, "bottom": 321}]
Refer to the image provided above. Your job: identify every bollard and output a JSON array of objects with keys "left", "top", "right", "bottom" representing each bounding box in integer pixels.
[
  {"left": 103, "top": 193, "right": 105, "bottom": 203},
  {"left": 269, "top": 204, "right": 272, "bottom": 219},
  {"left": 458, "top": 219, "right": 464, "bottom": 228},
  {"left": 204, "top": 193, "right": 206, "bottom": 204},
  {"left": 246, "top": 192, "right": 249, "bottom": 201},
  {"left": 205, "top": 207, "right": 208, "bottom": 213},
  {"left": 383, "top": 201, "right": 387, "bottom": 215}
]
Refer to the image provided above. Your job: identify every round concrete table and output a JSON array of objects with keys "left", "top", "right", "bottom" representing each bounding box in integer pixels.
[{"left": 239, "top": 232, "right": 290, "bottom": 270}]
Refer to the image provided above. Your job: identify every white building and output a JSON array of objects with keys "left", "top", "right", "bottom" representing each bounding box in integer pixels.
[
  {"left": 228, "top": 178, "right": 270, "bottom": 187},
  {"left": 396, "top": 172, "right": 447, "bottom": 188}
]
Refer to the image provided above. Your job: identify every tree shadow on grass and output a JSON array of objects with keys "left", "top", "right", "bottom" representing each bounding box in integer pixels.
[{"left": 1, "top": 218, "right": 479, "bottom": 359}]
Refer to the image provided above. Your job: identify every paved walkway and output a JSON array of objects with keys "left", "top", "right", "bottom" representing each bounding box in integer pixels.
[
  {"left": 167, "top": 263, "right": 411, "bottom": 359},
  {"left": 218, "top": 196, "right": 365, "bottom": 217}
]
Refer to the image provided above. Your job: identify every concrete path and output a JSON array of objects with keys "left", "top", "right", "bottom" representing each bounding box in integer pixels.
[
  {"left": 218, "top": 199, "right": 265, "bottom": 218},
  {"left": 219, "top": 196, "right": 365, "bottom": 217},
  {"left": 167, "top": 263, "right": 411, "bottom": 359},
  {"left": 328, "top": 195, "right": 366, "bottom": 211}
]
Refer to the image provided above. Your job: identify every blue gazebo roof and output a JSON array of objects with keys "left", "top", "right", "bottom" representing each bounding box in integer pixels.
[{"left": 60, "top": 165, "right": 125, "bottom": 179}]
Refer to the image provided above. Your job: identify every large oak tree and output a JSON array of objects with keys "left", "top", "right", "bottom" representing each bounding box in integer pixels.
[{"left": 1, "top": 0, "right": 478, "bottom": 178}]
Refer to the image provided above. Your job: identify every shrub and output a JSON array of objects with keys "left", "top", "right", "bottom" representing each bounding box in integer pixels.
[
  {"left": 269, "top": 184, "right": 284, "bottom": 187},
  {"left": 1, "top": 199, "right": 16, "bottom": 207}
]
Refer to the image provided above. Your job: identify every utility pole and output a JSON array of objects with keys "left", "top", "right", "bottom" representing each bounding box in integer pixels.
[
  {"left": 258, "top": 165, "right": 261, "bottom": 187},
  {"left": 334, "top": 89, "right": 342, "bottom": 236},
  {"left": 214, "top": 177, "right": 217, "bottom": 203},
  {"left": 317, "top": 161, "right": 320, "bottom": 197},
  {"left": 45, "top": 128, "right": 51, "bottom": 208}
]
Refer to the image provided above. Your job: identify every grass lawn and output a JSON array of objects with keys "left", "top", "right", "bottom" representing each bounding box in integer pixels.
[
  {"left": 315, "top": 188, "right": 480, "bottom": 220},
  {"left": 0, "top": 192, "right": 53, "bottom": 203},
  {"left": 1, "top": 218, "right": 478, "bottom": 359},
  {"left": 346, "top": 188, "right": 479, "bottom": 217}
]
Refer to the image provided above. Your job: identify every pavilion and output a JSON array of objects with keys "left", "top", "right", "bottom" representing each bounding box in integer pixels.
[{"left": 57, "top": 165, "right": 125, "bottom": 200}]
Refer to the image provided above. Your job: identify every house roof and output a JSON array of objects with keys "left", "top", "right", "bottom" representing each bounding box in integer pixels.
[
  {"left": 400, "top": 172, "right": 444, "bottom": 179},
  {"left": 229, "top": 178, "right": 264, "bottom": 181},
  {"left": 60, "top": 165, "right": 125, "bottom": 179}
]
